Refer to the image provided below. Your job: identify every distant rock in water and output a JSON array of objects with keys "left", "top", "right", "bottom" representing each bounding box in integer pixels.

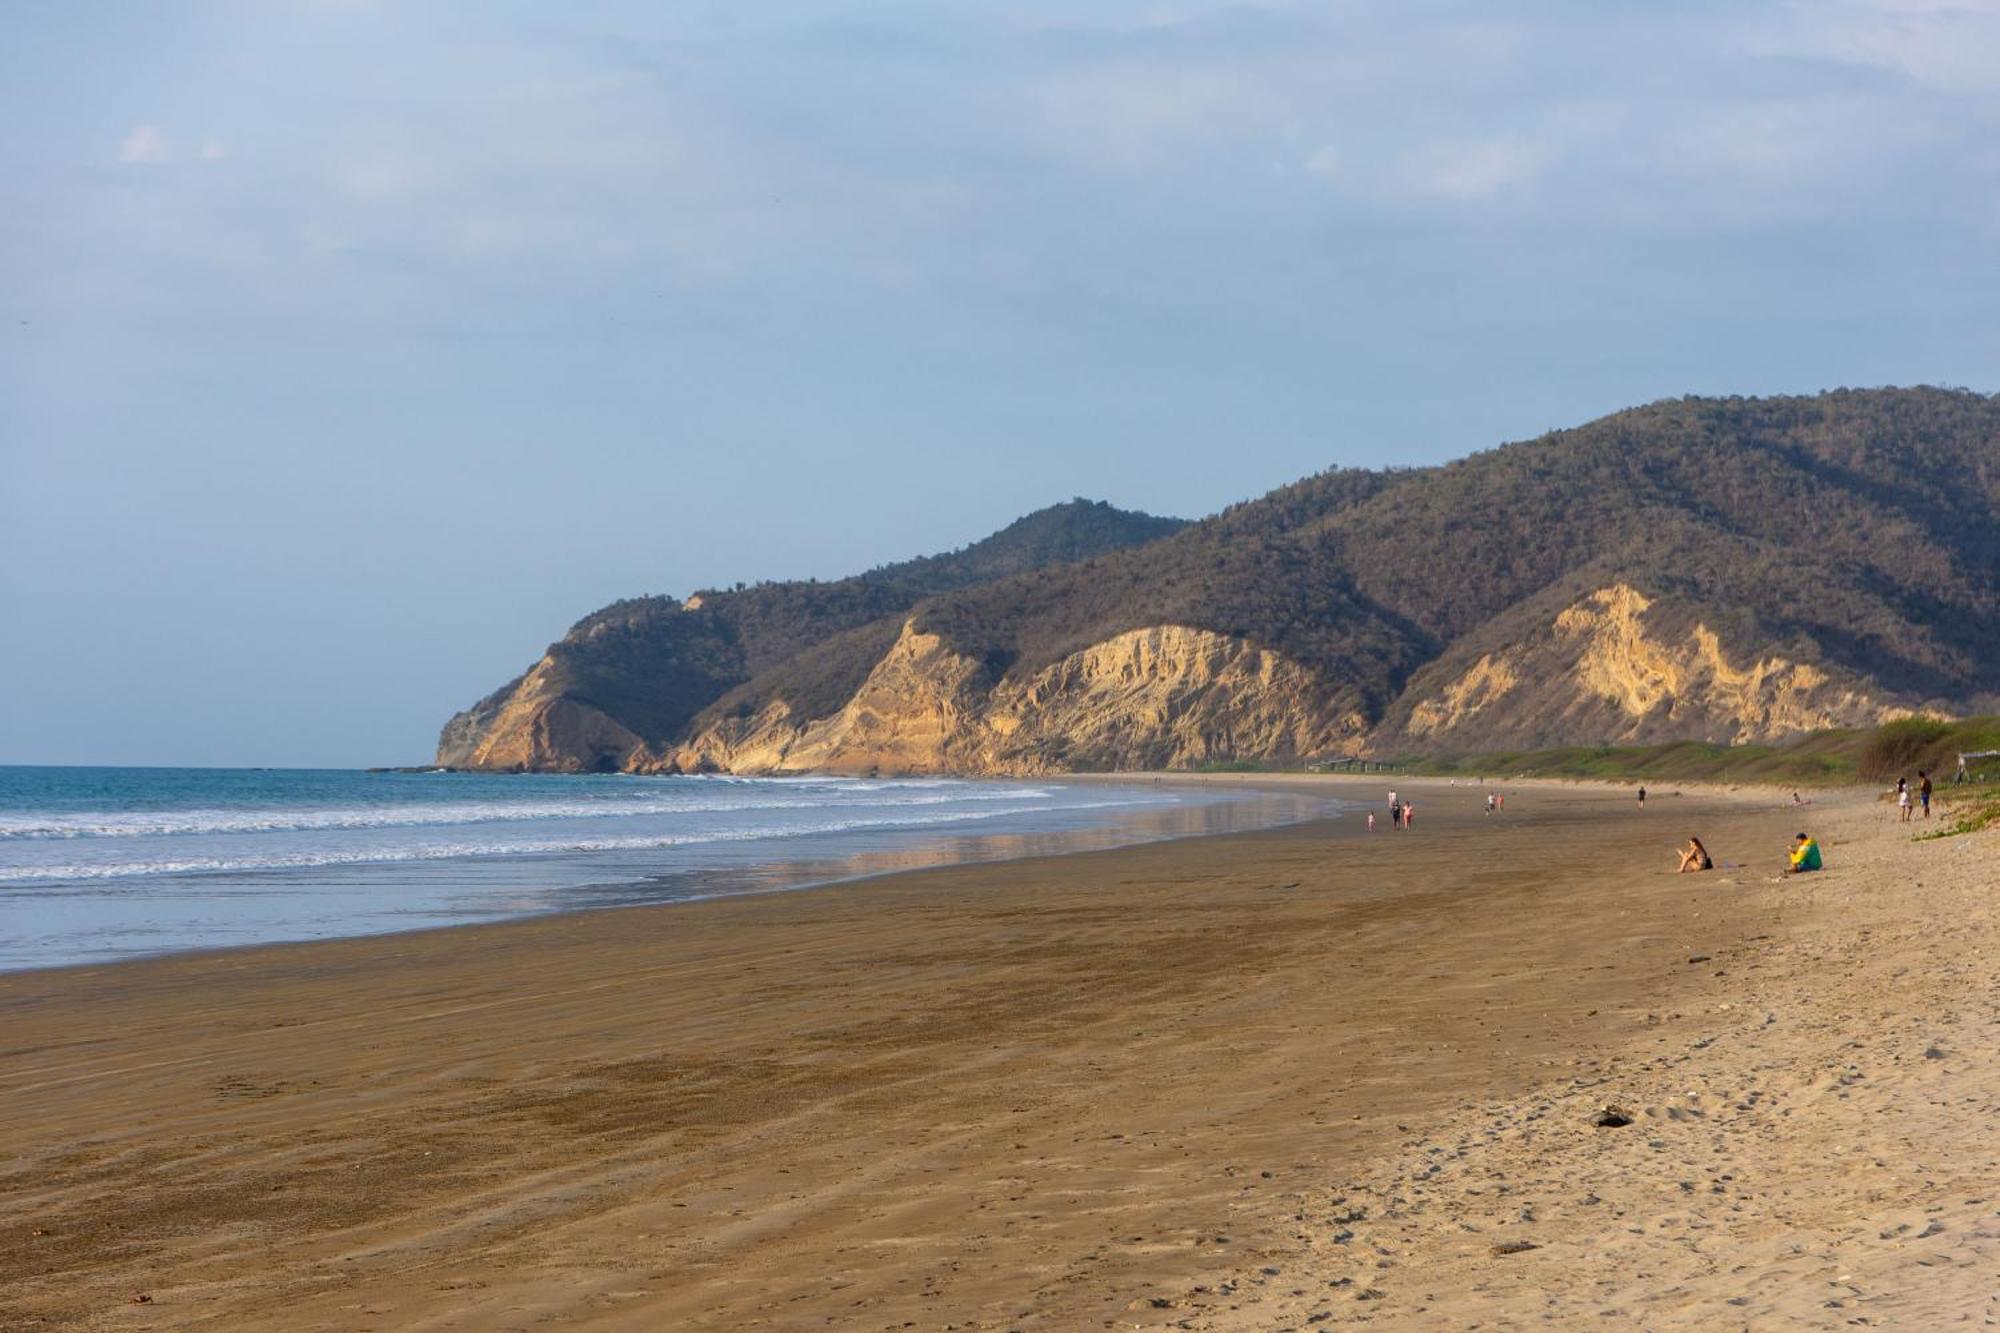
[{"left": 439, "top": 390, "right": 2000, "bottom": 774}]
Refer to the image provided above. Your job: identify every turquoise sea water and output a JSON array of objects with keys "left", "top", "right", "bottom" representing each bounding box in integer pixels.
[{"left": 0, "top": 767, "right": 1333, "bottom": 971}]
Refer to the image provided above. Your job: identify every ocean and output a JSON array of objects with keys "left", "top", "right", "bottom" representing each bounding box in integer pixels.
[{"left": 0, "top": 766, "right": 1333, "bottom": 972}]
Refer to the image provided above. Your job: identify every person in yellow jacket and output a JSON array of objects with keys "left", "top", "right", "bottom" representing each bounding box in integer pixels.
[{"left": 1786, "top": 832, "right": 1822, "bottom": 874}]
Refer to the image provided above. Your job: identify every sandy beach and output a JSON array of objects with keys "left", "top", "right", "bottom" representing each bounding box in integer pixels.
[{"left": 4, "top": 777, "right": 1995, "bottom": 1330}]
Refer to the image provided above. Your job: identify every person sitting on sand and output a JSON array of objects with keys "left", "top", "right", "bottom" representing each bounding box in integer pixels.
[
  {"left": 1785, "top": 832, "right": 1822, "bottom": 874},
  {"left": 1677, "top": 836, "right": 1713, "bottom": 873}
]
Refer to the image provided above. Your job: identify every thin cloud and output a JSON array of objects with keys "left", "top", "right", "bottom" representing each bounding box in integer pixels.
[
  {"left": 1416, "top": 139, "right": 1544, "bottom": 201},
  {"left": 34, "top": 2, "right": 2000, "bottom": 328},
  {"left": 119, "top": 125, "right": 172, "bottom": 164}
]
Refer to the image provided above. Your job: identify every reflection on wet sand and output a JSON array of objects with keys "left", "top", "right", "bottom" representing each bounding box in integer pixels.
[
  {"left": 527, "top": 787, "right": 1339, "bottom": 913},
  {"left": 4, "top": 784, "right": 1338, "bottom": 970}
]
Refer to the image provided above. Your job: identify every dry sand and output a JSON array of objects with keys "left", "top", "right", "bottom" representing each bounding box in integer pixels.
[{"left": 2, "top": 778, "right": 1994, "bottom": 1330}]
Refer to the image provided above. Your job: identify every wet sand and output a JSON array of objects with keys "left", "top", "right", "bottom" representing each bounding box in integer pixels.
[{"left": 2, "top": 778, "right": 1991, "bottom": 1329}]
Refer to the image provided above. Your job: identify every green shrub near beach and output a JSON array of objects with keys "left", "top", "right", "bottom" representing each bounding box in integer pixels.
[
  {"left": 1858, "top": 717, "right": 2000, "bottom": 782},
  {"left": 1395, "top": 716, "right": 2000, "bottom": 790}
]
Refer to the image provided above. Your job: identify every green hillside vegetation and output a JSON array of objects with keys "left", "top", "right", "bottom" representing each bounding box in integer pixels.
[
  {"left": 443, "top": 500, "right": 1187, "bottom": 753},
  {"left": 1398, "top": 715, "right": 2000, "bottom": 789},
  {"left": 857, "top": 498, "right": 1188, "bottom": 595},
  {"left": 905, "top": 390, "right": 1999, "bottom": 714},
  {"left": 1857, "top": 716, "right": 2000, "bottom": 782},
  {"left": 444, "top": 389, "right": 2000, "bottom": 769}
]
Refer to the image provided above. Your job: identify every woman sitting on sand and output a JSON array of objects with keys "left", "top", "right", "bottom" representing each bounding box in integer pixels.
[{"left": 1677, "top": 837, "right": 1713, "bottom": 873}]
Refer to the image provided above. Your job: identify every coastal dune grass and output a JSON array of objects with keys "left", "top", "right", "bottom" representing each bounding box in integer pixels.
[
  {"left": 1923, "top": 779, "right": 2000, "bottom": 838},
  {"left": 1395, "top": 715, "right": 2000, "bottom": 790},
  {"left": 1857, "top": 716, "right": 2000, "bottom": 783},
  {"left": 1382, "top": 717, "right": 2000, "bottom": 839},
  {"left": 1192, "top": 718, "right": 2000, "bottom": 835}
]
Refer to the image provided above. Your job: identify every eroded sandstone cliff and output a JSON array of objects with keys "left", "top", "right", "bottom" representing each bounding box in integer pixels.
[
  {"left": 438, "top": 391, "right": 2000, "bottom": 772},
  {"left": 1383, "top": 584, "right": 1907, "bottom": 752},
  {"left": 652, "top": 622, "right": 1364, "bottom": 776},
  {"left": 437, "top": 500, "right": 1191, "bottom": 771},
  {"left": 439, "top": 656, "right": 647, "bottom": 773}
]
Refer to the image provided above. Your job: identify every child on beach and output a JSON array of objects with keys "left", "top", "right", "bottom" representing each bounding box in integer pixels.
[
  {"left": 1898, "top": 785, "right": 1912, "bottom": 821},
  {"left": 1367, "top": 811, "right": 1375, "bottom": 831}
]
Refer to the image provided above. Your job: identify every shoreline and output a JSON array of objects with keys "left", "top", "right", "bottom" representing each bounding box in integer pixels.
[
  {"left": 4, "top": 779, "right": 1990, "bottom": 1328},
  {"left": 0, "top": 778, "right": 1339, "bottom": 979},
  {"left": 9, "top": 766, "right": 1754, "bottom": 982}
]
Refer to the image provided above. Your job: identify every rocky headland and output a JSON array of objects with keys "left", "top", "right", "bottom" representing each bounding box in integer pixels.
[{"left": 439, "top": 390, "right": 2000, "bottom": 775}]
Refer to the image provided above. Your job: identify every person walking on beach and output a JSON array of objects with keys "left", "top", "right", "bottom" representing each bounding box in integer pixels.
[
  {"left": 1898, "top": 783, "right": 1913, "bottom": 822},
  {"left": 1919, "top": 771, "right": 1933, "bottom": 819},
  {"left": 1637, "top": 786, "right": 1647, "bottom": 810},
  {"left": 1404, "top": 800, "right": 1415, "bottom": 828},
  {"left": 1367, "top": 811, "right": 1375, "bottom": 831},
  {"left": 1486, "top": 793, "right": 1496, "bottom": 815}
]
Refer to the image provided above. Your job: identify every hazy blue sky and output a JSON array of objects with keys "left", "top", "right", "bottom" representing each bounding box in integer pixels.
[{"left": 5, "top": 1, "right": 1997, "bottom": 766}]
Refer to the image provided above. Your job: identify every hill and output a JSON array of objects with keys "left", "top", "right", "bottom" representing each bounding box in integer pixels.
[
  {"left": 439, "top": 389, "right": 2000, "bottom": 774},
  {"left": 435, "top": 500, "right": 1188, "bottom": 770}
]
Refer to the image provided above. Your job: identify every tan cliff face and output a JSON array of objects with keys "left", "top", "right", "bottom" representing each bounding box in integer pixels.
[
  {"left": 442, "top": 588, "right": 1917, "bottom": 775},
  {"left": 440, "top": 656, "right": 647, "bottom": 773},
  {"left": 437, "top": 392, "right": 2000, "bottom": 773},
  {"left": 1397, "top": 584, "right": 1906, "bottom": 748},
  {"left": 985, "top": 624, "right": 1366, "bottom": 771},
  {"left": 650, "top": 622, "right": 1365, "bottom": 776},
  {"left": 658, "top": 623, "right": 990, "bottom": 775},
  {"left": 1405, "top": 654, "right": 1520, "bottom": 739}
]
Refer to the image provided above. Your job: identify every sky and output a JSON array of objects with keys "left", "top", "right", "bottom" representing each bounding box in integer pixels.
[{"left": 4, "top": 0, "right": 1998, "bottom": 766}]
